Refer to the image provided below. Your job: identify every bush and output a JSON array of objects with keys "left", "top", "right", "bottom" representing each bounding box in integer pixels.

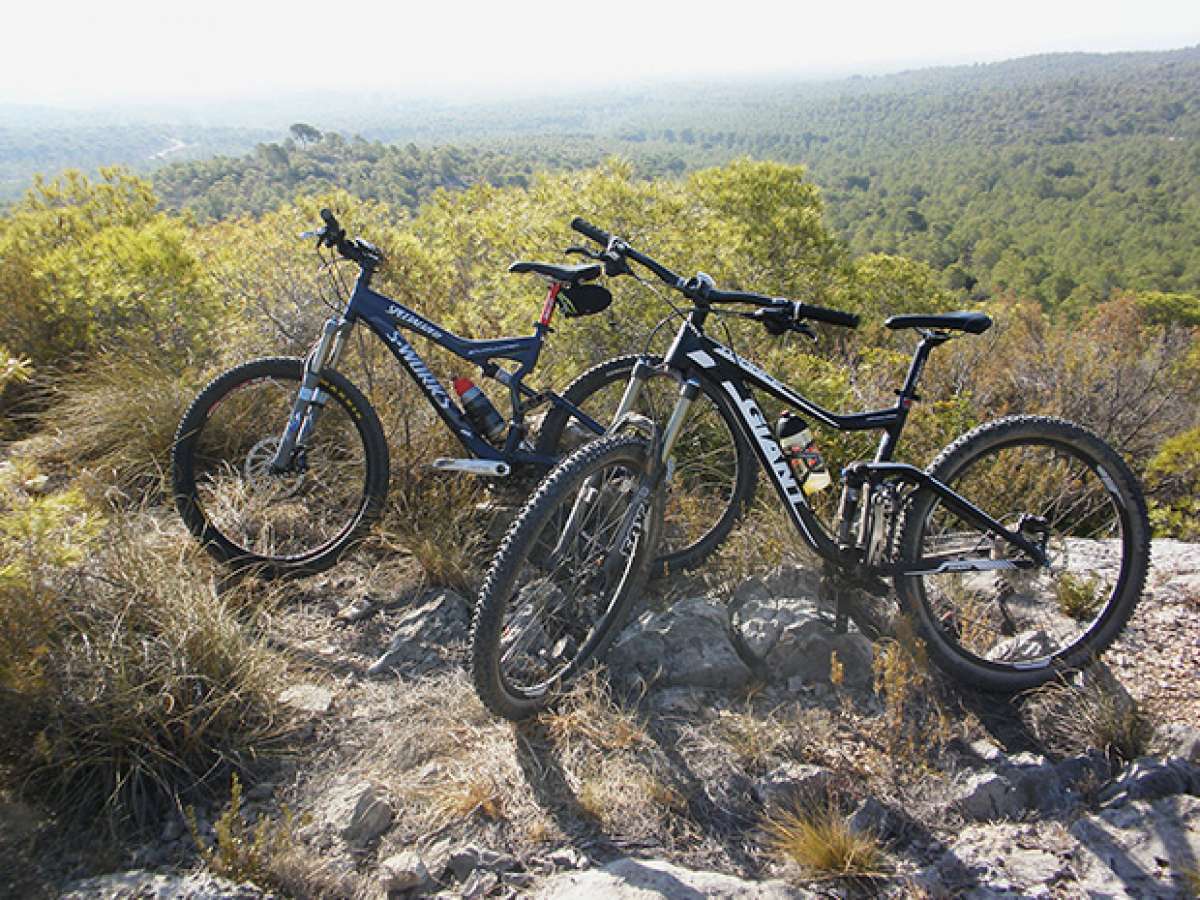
[
  {"left": 0, "top": 169, "right": 224, "bottom": 372},
  {"left": 0, "top": 474, "right": 289, "bottom": 828},
  {"left": 29, "top": 355, "right": 199, "bottom": 501}
]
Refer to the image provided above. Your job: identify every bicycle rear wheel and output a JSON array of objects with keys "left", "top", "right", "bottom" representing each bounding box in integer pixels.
[
  {"left": 173, "top": 356, "right": 389, "bottom": 577},
  {"left": 471, "top": 434, "right": 660, "bottom": 721},
  {"left": 896, "top": 416, "right": 1150, "bottom": 692}
]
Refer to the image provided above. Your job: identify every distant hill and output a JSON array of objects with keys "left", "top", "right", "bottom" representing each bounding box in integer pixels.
[{"left": 4, "top": 46, "right": 1199, "bottom": 304}]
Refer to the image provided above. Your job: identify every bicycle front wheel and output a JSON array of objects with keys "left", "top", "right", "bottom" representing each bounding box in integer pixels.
[
  {"left": 896, "top": 416, "right": 1150, "bottom": 692},
  {"left": 173, "top": 357, "right": 389, "bottom": 577},
  {"left": 537, "top": 354, "right": 754, "bottom": 577},
  {"left": 471, "top": 434, "right": 660, "bottom": 721}
]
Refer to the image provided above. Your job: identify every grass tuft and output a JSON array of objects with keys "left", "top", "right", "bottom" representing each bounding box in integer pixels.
[
  {"left": 1022, "top": 667, "right": 1153, "bottom": 764},
  {"left": 29, "top": 355, "right": 196, "bottom": 502},
  {"left": 0, "top": 474, "right": 290, "bottom": 830},
  {"left": 764, "top": 800, "right": 888, "bottom": 881}
]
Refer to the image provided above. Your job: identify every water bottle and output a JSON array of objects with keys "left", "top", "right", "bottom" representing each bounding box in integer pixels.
[
  {"left": 453, "top": 378, "right": 507, "bottom": 442},
  {"left": 777, "top": 412, "right": 832, "bottom": 495}
]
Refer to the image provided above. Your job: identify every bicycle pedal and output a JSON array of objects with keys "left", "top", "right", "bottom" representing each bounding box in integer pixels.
[{"left": 429, "top": 458, "right": 511, "bottom": 477}]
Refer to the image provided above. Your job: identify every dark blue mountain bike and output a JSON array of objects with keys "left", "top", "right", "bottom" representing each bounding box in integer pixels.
[{"left": 172, "top": 211, "right": 753, "bottom": 577}]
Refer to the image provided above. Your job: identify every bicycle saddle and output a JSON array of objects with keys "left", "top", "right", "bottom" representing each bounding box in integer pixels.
[
  {"left": 508, "top": 261, "right": 602, "bottom": 283},
  {"left": 885, "top": 311, "right": 992, "bottom": 334}
]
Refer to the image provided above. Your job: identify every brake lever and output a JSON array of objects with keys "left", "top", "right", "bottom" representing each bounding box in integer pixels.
[
  {"left": 792, "top": 321, "right": 819, "bottom": 343},
  {"left": 565, "top": 245, "right": 604, "bottom": 259}
]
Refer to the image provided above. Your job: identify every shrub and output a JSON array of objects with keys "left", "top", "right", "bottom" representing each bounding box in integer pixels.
[
  {"left": 190, "top": 774, "right": 309, "bottom": 890},
  {"left": 0, "top": 477, "right": 289, "bottom": 828},
  {"left": 1147, "top": 426, "right": 1200, "bottom": 539},
  {"left": 0, "top": 169, "right": 223, "bottom": 371}
]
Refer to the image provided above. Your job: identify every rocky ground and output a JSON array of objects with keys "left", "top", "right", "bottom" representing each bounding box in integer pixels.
[{"left": 9, "top": 538, "right": 1200, "bottom": 899}]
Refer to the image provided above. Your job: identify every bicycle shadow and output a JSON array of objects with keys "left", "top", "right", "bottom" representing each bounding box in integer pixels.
[{"left": 511, "top": 722, "right": 619, "bottom": 859}]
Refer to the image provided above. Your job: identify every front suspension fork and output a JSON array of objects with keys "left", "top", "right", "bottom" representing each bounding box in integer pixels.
[
  {"left": 270, "top": 317, "right": 350, "bottom": 472},
  {"left": 549, "top": 360, "right": 695, "bottom": 566}
]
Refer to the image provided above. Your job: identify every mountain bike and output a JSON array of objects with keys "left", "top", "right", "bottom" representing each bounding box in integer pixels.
[
  {"left": 470, "top": 217, "right": 1150, "bottom": 720},
  {"left": 172, "top": 211, "right": 749, "bottom": 578}
]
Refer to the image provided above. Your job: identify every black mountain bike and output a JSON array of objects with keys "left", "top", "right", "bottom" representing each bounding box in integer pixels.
[
  {"left": 172, "top": 211, "right": 750, "bottom": 577},
  {"left": 470, "top": 218, "right": 1150, "bottom": 720}
]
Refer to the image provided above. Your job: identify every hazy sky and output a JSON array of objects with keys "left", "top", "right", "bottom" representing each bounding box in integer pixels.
[{"left": 7, "top": 0, "right": 1199, "bottom": 106}]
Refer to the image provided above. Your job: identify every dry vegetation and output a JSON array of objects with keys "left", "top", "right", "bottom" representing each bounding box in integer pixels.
[{"left": 0, "top": 164, "right": 1195, "bottom": 895}]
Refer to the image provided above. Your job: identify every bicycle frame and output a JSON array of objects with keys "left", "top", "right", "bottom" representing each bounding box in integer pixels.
[
  {"left": 272, "top": 268, "right": 605, "bottom": 473},
  {"left": 631, "top": 311, "right": 1050, "bottom": 579}
]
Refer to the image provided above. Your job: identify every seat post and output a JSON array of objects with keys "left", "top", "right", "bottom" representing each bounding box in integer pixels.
[{"left": 875, "top": 330, "right": 950, "bottom": 462}]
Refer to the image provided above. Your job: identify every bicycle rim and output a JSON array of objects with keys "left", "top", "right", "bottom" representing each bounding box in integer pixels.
[
  {"left": 189, "top": 372, "right": 372, "bottom": 562},
  {"left": 909, "top": 437, "right": 1134, "bottom": 671},
  {"left": 498, "top": 458, "right": 651, "bottom": 697}
]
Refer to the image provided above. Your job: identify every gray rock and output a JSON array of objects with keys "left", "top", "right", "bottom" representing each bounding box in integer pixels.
[
  {"left": 1158, "top": 723, "right": 1200, "bottom": 764},
  {"left": 735, "top": 596, "right": 873, "bottom": 687},
  {"left": 958, "top": 772, "right": 1020, "bottom": 821},
  {"left": 1098, "top": 756, "right": 1200, "bottom": 806},
  {"left": 277, "top": 683, "right": 335, "bottom": 715},
  {"left": 60, "top": 871, "right": 269, "bottom": 899},
  {"left": 847, "top": 797, "right": 908, "bottom": 843},
  {"left": 922, "top": 823, "right": 1071, "bottom": 899},
  {"left": 320, "top": 780, "right": 394, "bottom": 847},
  {"left": 649, "top": 686, "right": 708, "bottom": 716},
  {"left": 753, "top": 763, "right": 833, "bottom": 811},
  {"left": 368, "top": 590, "right": 471, "bottom": 677},
  {"left": 1071, "top": 794, "right": 1200, "bottom": 897},
  {"left": 448, "top": 843, "right": 517, "bottom": 880},
  {"left": 533, "top": 856, "right": 812, "bottom": 898},
  {"left": 546, "top": 846, "right": 589, "bottom": 870},
  {"left": 379, "top": 849, "right": 432, "bottom": 893},
  {"left": 609, "top": 597, "right": 752, "bottom": 690},
  {"left": 460, "top": 869, "right": 499, "bottom": 899}
]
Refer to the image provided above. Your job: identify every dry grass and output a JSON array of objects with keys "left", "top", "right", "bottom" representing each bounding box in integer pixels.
[
  {"left": 764, "top": 799, "right": 889, "bottom": 882},
  {"left": 711, "top": 708, "right": 800, "bottom": 775},
  {"left": 0, "top": 472, "right": 290, "bottom": 830},
  {"left": 1022, "top": 667, "right": 1153, "bottom": 764},
  {"left": 417, "top": 772, "right": 507, "bottom": 826},
  {"left": 542, "top": 671, "right": 649, "bottom": 753},
  {"left": 872, "top": 619, "right": 955, "bottom": 758},
  {"left": 28, "top": 355, "right": 197, "bottom": 502}
]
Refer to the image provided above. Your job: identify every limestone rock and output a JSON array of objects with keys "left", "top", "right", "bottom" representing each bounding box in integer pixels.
[
  {"left": 60, "top": 871, "right": 270, "bottom": 899},
  {"left": 735, "top": 596, "right": 873, "bottom": 687},
  {"left": 1098, "top": 755, "right": 1200, "bottom": 806},
  {"left": 533, "top": 856, "right": 812, "bottom": 898},
  {"left": 315, "top": 779, "right": 394, "bottom": 848},
  {"left": 379, "top": 849, "right": 431, "bottom": 893},
  {"left": 368, "top": 590, "right": 471, "bottom": 677},
  {"left": 1071, "top": 794, "right": 1200, "bottom": 897},
  {"left": 608, "top": 597, "right": 752, "bottom": 690},
  {"left": 277, "top": 683, "right": 334, "bottom": 715}
]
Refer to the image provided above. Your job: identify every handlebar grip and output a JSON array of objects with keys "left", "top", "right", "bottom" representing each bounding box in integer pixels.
[
  {"left": 320, "top": 208, "right": 339, "bottom": 229},
  {"left": 707, "top": 288, "right": 774, "bottom": 304},
  {"left": 571, "top": 217, "right": 614, "bottom": 246},
  {"left": 796, "top": 303, "right": 860, "bottom": 329}
]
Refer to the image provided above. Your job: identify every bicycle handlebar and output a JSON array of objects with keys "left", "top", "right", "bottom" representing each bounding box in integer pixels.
[
  {"left": 570, "top": 216, "right": 859, "bottom": 329},
  {"left": 312, "top": 208, "right": 382, "bottom": 270}
]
